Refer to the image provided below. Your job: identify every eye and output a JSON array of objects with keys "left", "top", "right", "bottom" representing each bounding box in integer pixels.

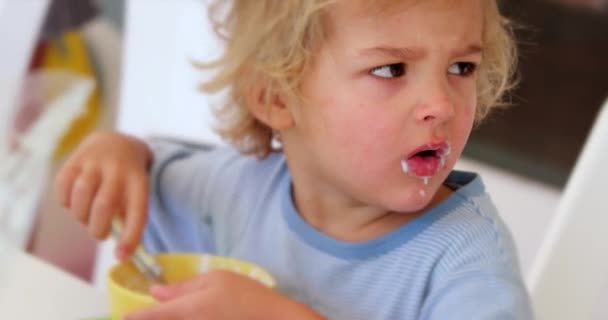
[
  {"left": 448, "top": 62, "right": 477, "bottom": 77},
  {"left": 370, "top": 63, "right": 406, "bottom": 78}
]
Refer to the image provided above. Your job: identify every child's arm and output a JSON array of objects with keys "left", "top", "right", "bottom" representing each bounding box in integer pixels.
[
  {"left": 54, "top": 130, "right": 152, "bottom": 260},
  {"left": 124, "top": 270, "right": 326, "bottom": 320},
  {"left": 139, "top": 138, "right": 220, "bottom": 254}
]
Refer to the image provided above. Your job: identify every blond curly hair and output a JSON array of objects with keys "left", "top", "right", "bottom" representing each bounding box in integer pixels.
[{"left": 200, "top": 0, "right": 517, "bottom": 157}]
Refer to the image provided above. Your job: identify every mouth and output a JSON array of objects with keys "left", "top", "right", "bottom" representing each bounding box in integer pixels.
[{"left": 401, "top": 142, "right": 451, "bottom": 179}]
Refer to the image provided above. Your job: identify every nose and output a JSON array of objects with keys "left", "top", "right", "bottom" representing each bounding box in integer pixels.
[{"left": 413, "top": 80, "right": 456, "bottom": 124}]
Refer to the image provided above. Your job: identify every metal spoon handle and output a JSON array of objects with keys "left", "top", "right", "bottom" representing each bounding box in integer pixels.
[{"left": 110, "top": 218, "right": 166, "bottom": 284}]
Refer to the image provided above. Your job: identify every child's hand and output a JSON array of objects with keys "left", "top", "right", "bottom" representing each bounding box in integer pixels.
[
  {"left": 54, "top": 130, "right": 152, "bottom": 260},
  {"left": 125, "top": 270, "right": 325, "bottom": 320}
]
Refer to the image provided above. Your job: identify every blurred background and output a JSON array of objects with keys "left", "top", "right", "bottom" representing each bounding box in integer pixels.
[{"left": 0, "top": 0, "right": 606, "bottom": 294}]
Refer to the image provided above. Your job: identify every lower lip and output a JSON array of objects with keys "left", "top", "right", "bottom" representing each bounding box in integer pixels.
[{"left": 406, "top": 155, "right": 442, "bottom": 177}]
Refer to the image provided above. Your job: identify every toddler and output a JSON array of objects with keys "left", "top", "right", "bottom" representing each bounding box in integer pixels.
[{"left": 56, "top": 0, "right": 533, "bottom": 319}]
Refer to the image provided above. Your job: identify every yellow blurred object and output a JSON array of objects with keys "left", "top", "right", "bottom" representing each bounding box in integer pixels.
[
  {"left": 107, "top": 253, "right": 276, "bottom": 320},
  {"left": 41, "top": 30, "right": 102, "bottom": 159}
]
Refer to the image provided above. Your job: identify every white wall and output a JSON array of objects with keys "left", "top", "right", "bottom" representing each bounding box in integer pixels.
[{"left": 116, "top": 0, "right": 223, "bottom": 143}]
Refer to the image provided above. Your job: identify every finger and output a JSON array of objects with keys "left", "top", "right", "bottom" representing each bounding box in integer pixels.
[
  {"left": 88, "top": 172, "right": 122, "bottom": 240},
  {"left": 69, "top": 168, "right": 102, "bottom": 225},
  {"left": 118, "top": 173, "right": 149, "bottom": 258},
  {"left": 54, "top": 164, "right": 81, "bottom": 208},
  {"left": 150, "top": 276, "right": 209, "bottom": 301},
  {"left": 125, "top": 294, "right": 199, "bottom": 320}
]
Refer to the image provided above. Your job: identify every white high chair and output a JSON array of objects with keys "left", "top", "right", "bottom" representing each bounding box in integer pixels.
[
  {"left": 0, "top": 1, "right": 122, "bottom": 256},
  {"left": 0, "top": 0, "right": 56, "bottom": 248},
  {"left": 0, "top": 1, "right": 50, "bottom": 147},
  {"left": 527, "top": 98, "right": 608, "bottom": 320}
]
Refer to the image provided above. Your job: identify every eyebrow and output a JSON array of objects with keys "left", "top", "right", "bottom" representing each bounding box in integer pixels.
[
  {"left": 360, "top": 46, "right": 426, "bottom": 60},
  {"left": 360, "top": 44, "right": 483, "bottom": 60},
  {"left": 452, "top": 44, "right": 484, "bottom": 57}
]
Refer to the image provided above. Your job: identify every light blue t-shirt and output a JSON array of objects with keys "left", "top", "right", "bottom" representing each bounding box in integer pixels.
[{"left": 142, "top": 141, "right": 533, "bottom": 320}]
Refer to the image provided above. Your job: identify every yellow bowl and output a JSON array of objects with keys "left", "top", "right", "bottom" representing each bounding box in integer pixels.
[{"left": 107, "top": 253, "right": 275, "bottom": 320}]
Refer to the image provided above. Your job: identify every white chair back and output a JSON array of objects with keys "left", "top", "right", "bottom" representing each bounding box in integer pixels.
[
  {"left": 528, "top": 98, "right": 608, "bottom": 320},
  {"left": 0, "top": 1, "right": 50, "bottom": 154}
]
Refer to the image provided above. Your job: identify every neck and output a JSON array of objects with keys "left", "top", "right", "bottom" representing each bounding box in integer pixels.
[{"left": 288, "top": 166, "right": 452, "bottom": 243}]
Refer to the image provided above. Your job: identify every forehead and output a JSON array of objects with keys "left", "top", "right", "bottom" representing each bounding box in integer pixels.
[
  {"left": 324, "top": 0, "right": 484, "bottom": 48},
  {"left": 327, "top": 0, "right": 484, "bottom": 22}
]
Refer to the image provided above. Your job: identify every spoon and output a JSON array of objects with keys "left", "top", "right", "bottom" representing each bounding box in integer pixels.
[{"left": 110, "top": 218, "right": 166, "bottom": 285}]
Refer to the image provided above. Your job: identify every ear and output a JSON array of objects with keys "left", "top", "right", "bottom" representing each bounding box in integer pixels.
[{"left": 246, "top": 81, "right": 295, "bottom": 131}]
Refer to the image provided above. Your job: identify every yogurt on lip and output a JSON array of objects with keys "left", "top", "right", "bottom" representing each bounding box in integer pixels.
[{"left": 401, "top": 142, "right": 451, "bottom": 179}]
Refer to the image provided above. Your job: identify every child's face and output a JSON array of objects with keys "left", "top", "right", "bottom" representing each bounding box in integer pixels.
[{"left": 284, "top": 0, "right": 483, "bottom": 212}]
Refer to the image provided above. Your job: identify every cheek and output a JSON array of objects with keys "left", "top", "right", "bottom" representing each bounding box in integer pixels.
[
  {"left": 461, "top": 101, "right": 476, "bottom": 129},
  {"left": 453, "top": 81, "right": 477, "bottom": 131},
  {"left": 449, "top": 101, "right": 476, "bottom": 161},
  {"left": 464, "top": 97, "right": 477, "bottom": 129},
  {"left": 325, "top": 104, "right": 401, "bottom": 172},
  {"left": 452, "top": 77, "right": 478, "bottom": 108}
]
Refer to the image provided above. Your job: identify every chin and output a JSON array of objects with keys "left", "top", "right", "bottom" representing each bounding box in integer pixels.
[
  {"left": 388, "top": 191, "right": 434, "bottom": 214},
  {"left": 387, "top": 178, "right": 449, "bottom": 212}
]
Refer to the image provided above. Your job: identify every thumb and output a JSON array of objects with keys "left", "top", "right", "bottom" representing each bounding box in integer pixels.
[{"left": 150, "top": 276, "right": 209, "bottom": 301}]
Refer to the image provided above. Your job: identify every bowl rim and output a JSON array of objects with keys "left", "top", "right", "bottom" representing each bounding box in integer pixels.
[{"left": 107, "top": 252, "right": 276, "bottom": 301}]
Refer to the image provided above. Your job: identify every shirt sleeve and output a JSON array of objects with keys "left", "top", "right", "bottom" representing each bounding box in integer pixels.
[
  {"left": 420, "top": 269, "right": 534, "bottom": 320},
  {"left": 142, "top": 139, "right": 218, "bottom": 254},
  {"left": 420, "top": 199, "right": 534, "bottom": 320}
]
